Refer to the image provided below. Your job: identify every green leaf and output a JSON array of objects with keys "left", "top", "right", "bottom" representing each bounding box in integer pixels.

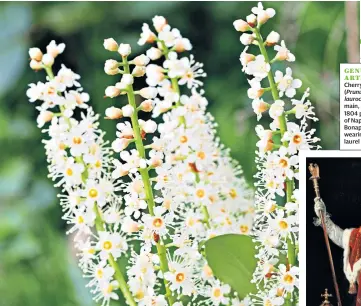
[{"left": 205, "top": 234, "right": 257, "bottom": 298}]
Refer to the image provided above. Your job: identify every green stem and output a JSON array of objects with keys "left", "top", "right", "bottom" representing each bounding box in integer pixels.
[
  {"left": 44, "top": 67, "right": 137, "bottom": 306},
  {"left": 253, "top": 28, "right": 296, "bottom": 303},
  {"left": 122, "top": 57, "right": 175, "bottom": 305}
]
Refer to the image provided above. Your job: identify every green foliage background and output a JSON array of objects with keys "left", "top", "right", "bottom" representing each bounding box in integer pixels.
[{"left": 0, "top": 2, "right": 355, "bottom": 305}]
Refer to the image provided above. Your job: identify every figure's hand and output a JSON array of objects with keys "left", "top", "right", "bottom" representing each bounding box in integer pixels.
[{"left": 314, "top": 197, "right": 326, "bottom": 218}]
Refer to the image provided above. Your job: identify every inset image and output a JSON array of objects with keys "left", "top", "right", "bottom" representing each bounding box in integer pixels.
[{"left": 302, "top": 153, "right": 361, "bottom": 306}]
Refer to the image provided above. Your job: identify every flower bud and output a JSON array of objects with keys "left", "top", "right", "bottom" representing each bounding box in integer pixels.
[
  {"left": 115, "top": 82, "right": 127, "bottom": 91},
  {"left": 37, "top": 111, "right": 54, "bottom": 127},
  {"left": 29, "top": 48, "right": 43, "bottom": 61},
  {"left": 121, "top": 74, "right": 134, "bottom": 86},
  {"left": 152, "top": 15, "right": 167, "bottom": 32},
  {"left": 252, "top": 99, "right": 269, "bottom": 115},
  {"left": 105, "top": 106, "right": 123, "bottom": 119},
  {"left": 146, "top": 47, "right": 162, "bottom": 60},
  {"left": 133, "top": 54, "right": 150, "bottom": 66},
  {"left": 118, "top": 43, "right": 131, "bottom": 57},
  {"left": 140, "top": 119, "right": 157, "bottom": 134},
  {"left": 257, "top": 11, "right": 270, "bottom": 25},
  {"left": 42, "top": 54, "right": 54, "bottom": 67},
  {"left": 121, "top": 219, "right": 140, "bottom": 233},
  {"left": 240, "top": 52, "right": 256, "bottom": 66},
  {"left": 233, "top": 19, "right": 250, "bottom": 32},
  {"left": 104, "top": 66, "right": 120, "bottom": 75},
  {"left": 246, "top": 14, "right": 257, "bottom": 27},
  {"left": 266, "top": 31, "right": 280, "bottom": 46},
  {"left": 139, "top": 87, "right": 157, "bottom": 99},
  {"left": 103, "top": 38, "right": 118, "bottom": 51},
  {"left": 30, "top": 60, "right": 43, "bottom": 71},
  {"left": 112, "top": 138, "right": 131, "bottom": 152},
  {"left": 174, "top": 38, "right": 192, "bottom": 52},
  {"left": 122, "top": 105, "right": 134, "bottom": 117},
  {"left": 105, "top": 86, "right": 121, "bottom": 98},
  {"left": 104, "top": 59, "right": 119, "bottom": 70},
  {"left": 132, "top": 66, "right": 146, "bottom": 77},
  {"left": 139, "top": 99, "right": 154, "bottom": 112},
  {"left": 240, "top": 33, "right": 254, "bottom": 45}
]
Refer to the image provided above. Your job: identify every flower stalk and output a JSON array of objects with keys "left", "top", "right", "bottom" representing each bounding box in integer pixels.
[{"left": 235, "top": 2, "right": 320, "bottom": 305}]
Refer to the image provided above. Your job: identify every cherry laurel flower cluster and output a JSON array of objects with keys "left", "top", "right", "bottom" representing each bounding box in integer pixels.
[
  {"left": 234, "top": 3, "right": 320, "bottom": 306},
  {"left": 102, "top": 16, "right": 254, "bottom": 306},
  {"left": 26, "top": 19, "right": 253, "bottom": 306}
]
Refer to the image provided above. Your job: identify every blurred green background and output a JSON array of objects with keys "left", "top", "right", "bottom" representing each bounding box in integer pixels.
[{"left": 0, "top": 2, "right": 357, "bottom": 305}]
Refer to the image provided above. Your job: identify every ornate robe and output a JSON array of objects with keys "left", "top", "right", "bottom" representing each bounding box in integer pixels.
[{"left": 343, "top": 228, "right": 361, "bottom": 306}]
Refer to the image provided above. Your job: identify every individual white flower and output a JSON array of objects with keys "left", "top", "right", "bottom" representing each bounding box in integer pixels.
[
  {"left": 274, "top": 67, "right": 302, "bottom": 98},
  {"left": 247, "top": 78, "right": 264, "bottom": 99},
  {"left": 146, "top": 47, "right": 162, "bottom": 60},
  {"left": 255, "top": 125, "right": 273, "bottom": 153},
  {"left": 265, "top": 31, "right": 280, "bottom": 46},
  {"left": 95, "top": 280, "right": 119, "bottom": 305},
  {"left": 120, "top": 149, "right": 147, "bottom": 172},
  {"left": 208, "top": 281, "right": 231, "bottom": 306},
  {"left": 29, "top": 47, "right": 43, "bottom": 61},
  {"left": 146, "top": 64, "right": 165, "bottom": 86},
  {"left": 240, "top": 47, "right": 256, "bottom": 69},
  {"left": 251, "top": 2, "right": 276, "bottom": 25},
  {"left": 105, "top": 106, "right": 123, "bottom": 119},
  {"left": 62, "top": 157, "right": 85, "bottom": 186},
  {"left": 233, "top": 19, "right": 250, "bottom": 32},
  {"left": 269, "top": 100, "right": 284, "bottom": 119},
  {"left": 112, "top": 159, "right": 129, "bottom": 178},
  {"left": 124, "top": 194, "right": 147, "bottom": 219},
  {"left": 269, "top": 210, "right": 297, "bottom": 238},
  {"left": 158, "top": 25, "right": 181, "bottom": 47},
  {"left": 245, "top": 55, "right": 270, "bottom": 79},
  {"left": 56, "top": 64, "right": 81, "bottom": 88},
  {"left": 138, "top": 23, "right": 156, "bottom": 45},
  {"left": 86, "top": 261, "right": 115, "bottom": 287},
  {"left": 118, "top": 43, "right": 131, "bottom": 57},
  {"left": 142, "top": 206, "right": 169, "bottom": 235},
  {"left": 103, "top": 38, "right": 118, "bottom": 51},
  {"left": 177, "top": 55, "right": 206, "bottom": 89},
  {"left": 252, "top": 98, "right": 269, "bottom": 120},
  {"left": 282, "top": 122, "right": 311, "bottom": 154},
  {"left": 279, "top": 264, "right": 299, "bottom": 292},
  {"left": 26, "top": 82, "right": 45, "bottom": 102},
  {"left": 274, "top": 40, "right": 295, "bottom": 62},
  {"left": 174, "top": 37, "right": 192, "bottom": 52},
  {"left": 153, "top": 15, "right": 167, "bottom": 32},
  {"left": 46, "top": 40, "right": 65, "bottom": 58},
  {"left": 240, "top": 33, "right": 255, "bottom": 45},
  {"left": 97, "top": 231, "right": 128, "bottom": 260},
  {"left": 164, "top": 259, "right": 195, "bottom": 296}
]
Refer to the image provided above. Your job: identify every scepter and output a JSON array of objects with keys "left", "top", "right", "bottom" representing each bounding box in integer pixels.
[{"left": 309, "top": 163, "right": 342, "bottom": 306}]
